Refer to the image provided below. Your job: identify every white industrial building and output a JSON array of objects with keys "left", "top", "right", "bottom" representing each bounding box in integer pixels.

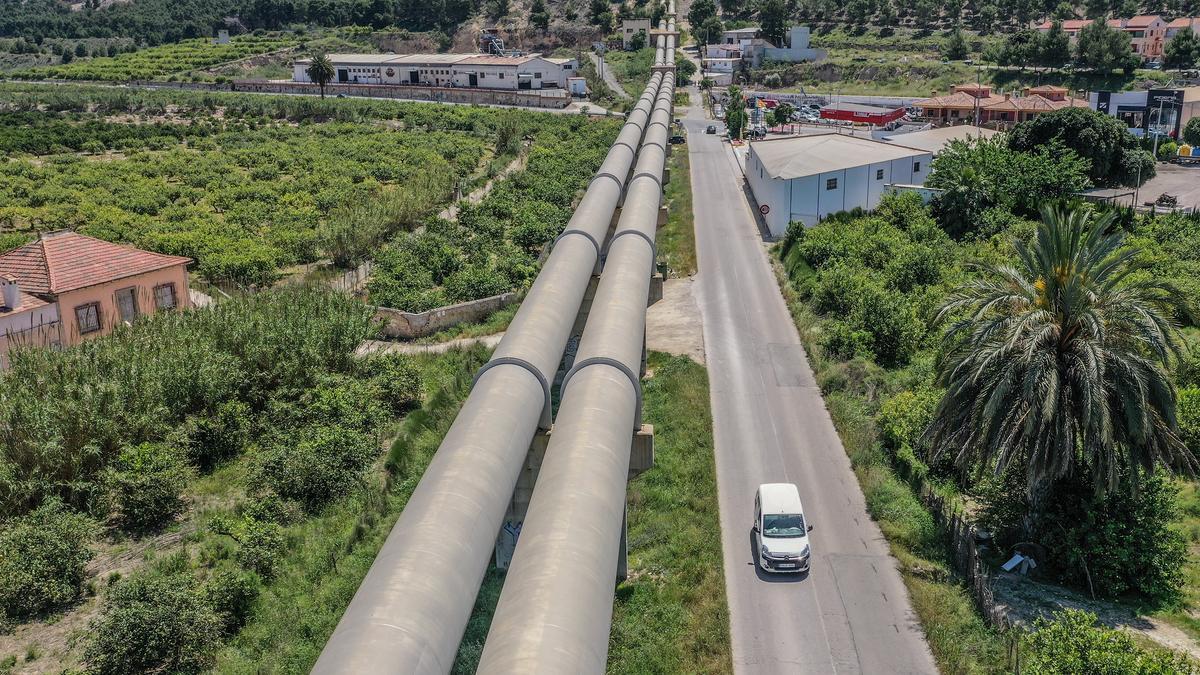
[
  {"left": 292, "top": 53, "right": 578, "bottom": 90},
  {"left": 745, "top": 134, "right": 932, "bottom": 236}
]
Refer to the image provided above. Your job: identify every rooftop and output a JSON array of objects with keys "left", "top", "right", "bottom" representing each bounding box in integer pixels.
[
  {"left": 1125, "top": 14, "right": 1163, "bottom": 27},
  {"left": 881, "top": 125, "right": 1001, "bottom": 153},
  {"left": 0, "top": 231, "right": 191, "bottom": 296},
  {"left": 458, "top": 54, "right": 540, "bottom": 66},
  {"left": 752, "top": 133, "right": 928, "bottom": 180}
]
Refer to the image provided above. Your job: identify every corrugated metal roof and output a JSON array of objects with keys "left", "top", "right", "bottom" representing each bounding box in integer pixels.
[
  {"left": 387, "top": 54, "right": 476, "bottom": 65},
  {"left": 752, "top": 134, "right": 928, "bottom": 180},
  {"left": 881, "top": 126, "right": 1000, "bottom": 154},
  {"left": 457, "top": 54, "right": 538, "bottom": 66}
]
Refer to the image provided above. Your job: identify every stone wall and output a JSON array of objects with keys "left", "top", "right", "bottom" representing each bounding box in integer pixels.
[{"left": 374, "top": 292, "right": 518, "bottom": 339}]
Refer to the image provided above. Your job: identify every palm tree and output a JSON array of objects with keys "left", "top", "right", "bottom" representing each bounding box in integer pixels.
[
  {"left": 307, "top": 53, "right": 335, "bottom": 99},
  {"left": 924, "top": 203, "right": 1194, "bottom": 500}
]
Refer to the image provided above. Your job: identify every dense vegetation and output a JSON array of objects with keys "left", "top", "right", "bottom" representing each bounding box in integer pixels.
[
  {"left": 779, "top": 190, "right": 1200, "bottom": 668},
  {"left": 10, "top": 34, "right": 295, "bottom": 81},
  {"left": 0, "top": 0, "right": 473, "bottom": 45},
  {"left": 0, "top": 284, "right": 497, "bottom": 670},
  {"left": 0, "top": 84, "right": 618, "bottom": 290},
  {"left": 366, "top": 115, "right": 620, "bottom": 311}
]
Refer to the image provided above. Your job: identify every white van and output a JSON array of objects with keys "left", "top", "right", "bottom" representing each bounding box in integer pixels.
[{"left": 753, "top": 483, "right": 813, "bottom": 573}]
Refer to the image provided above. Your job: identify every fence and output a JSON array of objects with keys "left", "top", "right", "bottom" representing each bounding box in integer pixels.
[{"left": 921, "top": 485, "right": 1011, "bottom": 631}]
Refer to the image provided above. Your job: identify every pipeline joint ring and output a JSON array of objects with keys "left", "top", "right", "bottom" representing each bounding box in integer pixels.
[
  {"left": 474, "top": 356, "right": 552, "bottom": 430},
  {"left": 606, "top": 229, "right": 658, "bottom": 276},
  {"left": 560, "top": 356, "right": 643, "bottom": 430}
]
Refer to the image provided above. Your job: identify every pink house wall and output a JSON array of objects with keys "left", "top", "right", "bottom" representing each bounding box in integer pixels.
[
  {"left": 0, "top": 303, "right": 60, "bottom": 369},
  {"left": 56, "top": 265, "right": 191, "bottom": 345}
]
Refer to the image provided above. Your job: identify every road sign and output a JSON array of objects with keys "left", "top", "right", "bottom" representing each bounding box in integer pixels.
[{"left": 759, "top": 204, "right": 770, "bottom": 215}]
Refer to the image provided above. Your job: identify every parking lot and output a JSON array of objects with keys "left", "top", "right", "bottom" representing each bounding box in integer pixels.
[{"left": 1134, "top": 162, "right": 1200, "bottom": 210}]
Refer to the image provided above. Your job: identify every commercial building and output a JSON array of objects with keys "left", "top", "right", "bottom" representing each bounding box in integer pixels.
[
  {"left": 820, "top": 101, "right": 906, "bottom": 125},
  {"left": 0, "top": 231, "right": 191, "bottom": 368},
  {"left": 292, "top": 53, "right": 578, "bottom": 90},
  {"left": 745, "top": 134, "right": 932, "bottom": 236},
  {"left": 915, "top": 84, "right": 1088, "bottom": 126},
  {"left": 1090, "top": 87, "right": 1200, "bottom": 138}
]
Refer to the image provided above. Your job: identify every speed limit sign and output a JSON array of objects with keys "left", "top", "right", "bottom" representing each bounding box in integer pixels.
[{"left": 759, "top": 204, "right": 770, "bottom": 215}]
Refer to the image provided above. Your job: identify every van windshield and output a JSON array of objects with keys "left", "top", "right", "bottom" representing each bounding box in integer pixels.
[{"left": 763, "top": 513, "right": 806, "bottom": 538}]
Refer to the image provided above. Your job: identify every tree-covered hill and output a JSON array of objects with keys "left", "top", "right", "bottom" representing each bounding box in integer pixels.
[{"left": 0, "top": 0, "right": 473, "bottom": 43}]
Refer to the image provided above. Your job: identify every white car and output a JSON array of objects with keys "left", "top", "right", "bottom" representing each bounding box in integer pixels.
[{"left": 753, "top": 483, "right": 813, "bottom": 573}]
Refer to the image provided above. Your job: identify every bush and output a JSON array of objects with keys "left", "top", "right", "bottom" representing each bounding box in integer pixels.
[
  {"left": 1025, "top": 609, "right": 1197, "bottom": 674},
  {"left": 0, "top": 498, "right": 96, "bottom": 620},
  {"left": 85, "top": 571, "right": 223, "bottom": 675},
  {"left": 878, "top": 388, "right": 940, "bottom": 454},
  {"left": 253, "top": 423, "right": 377, "bottom": 511},
  {"left": 182, "top": 399, "right": 251, "bottom": 471},
  {"left": 202, "top": 567, "right": 260, "bottom": 634},
  {"left": 234, "top": 519, "right": 285, "bottom": 579},
  {"left": 980, "top": 469, "right": 1187, "bottom": 605},
  {"left": 368, "top": 353, "right": 424, "bottom": 413},
  {"left": 103, "top": 442, "right": 192, "bottom": 532},
  {"left": 1180, "top": 388, "right": 1200, "bottom": 455}
]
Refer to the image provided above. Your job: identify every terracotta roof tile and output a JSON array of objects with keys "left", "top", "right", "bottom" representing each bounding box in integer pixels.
[
  {"left": 0, "top": 232, "right": 191, "bottom": 296},
  {"left": 1126, "top": 14, "right": 1162, "bottom": 27}
]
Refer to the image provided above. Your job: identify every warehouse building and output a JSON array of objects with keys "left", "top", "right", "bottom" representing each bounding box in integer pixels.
[
  {"left": 745, "top": 134, "right": 932, "bottom": 236},
  {"left": 292, "top": 53, "right": 578, "bottom": 90}
]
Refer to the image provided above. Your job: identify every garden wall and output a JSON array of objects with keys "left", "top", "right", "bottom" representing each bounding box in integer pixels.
[
  {"left": 130, "top": 79, "right": 572, "bottom": 109},
  {"left": 374, "top": 292, "right": 518, "bottom": 339}
]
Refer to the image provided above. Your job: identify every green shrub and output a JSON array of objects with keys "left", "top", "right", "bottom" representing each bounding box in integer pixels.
[
  {"left": 1024, "top": 609, "right": 1197, "bottom": 674},
  {"left": 878, "top": 388, "right": 940, "bottom": 454},
  {"left": 368, "top": 353, "right": 425, "bottom": 413},
  {"left": 0, "top": 498, "right": 96, "bottom": 620},
  {"left": 253, "top": 423, "right": 377, "bottom": 511},
  {"left": 182, "top": 399, "right": 251, "bottom": 471},
  {"left": 85, "top": 571, "right": 223, "bottom": 675},
  {"left": 981, "top": 469, "right": 1187, "bottom": 606},
  {"left": 202, "top": 567, "right": 260, "bottom": 634},
  {"left": 234, "top": 519, "right": 285, "bottom": 579},
  {"left": 1178, "top": 388, "right": 1199, "bottom": 455},
  {"left": 103, "top": 442, "right": 192, "bottom": 532}
]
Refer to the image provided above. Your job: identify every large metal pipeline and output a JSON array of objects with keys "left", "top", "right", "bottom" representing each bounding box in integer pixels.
[
  {"left": 311, "top": 72, "right": 666, "bottom": 675},
  {"left": 475, "top": 65, "right": 676, "bottom": 675}
]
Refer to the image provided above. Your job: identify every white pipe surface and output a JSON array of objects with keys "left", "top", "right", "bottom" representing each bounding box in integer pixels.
[{"left": 311, "top": 72, "right": 667, "bottom": 675}]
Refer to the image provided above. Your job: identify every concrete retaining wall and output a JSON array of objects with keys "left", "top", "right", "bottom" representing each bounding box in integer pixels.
[{"left": 374, "top": 292, "right": 518, "bottom": 339}]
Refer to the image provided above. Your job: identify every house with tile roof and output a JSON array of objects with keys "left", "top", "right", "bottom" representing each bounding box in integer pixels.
[
  {"left": 0, "top": 231, "right": 191, "bottom": 367},
  {"left": 1166, "top": 17, "right": 1200, "bottom": 39},
  {"left": 915, "top": 84, "right": 1089, "bottom": 126},
  {"left": 1039, "top": 15, "right": 1173, "bottom": 59}
]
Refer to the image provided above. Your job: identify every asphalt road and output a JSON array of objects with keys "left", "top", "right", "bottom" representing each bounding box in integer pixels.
[{"left": 683, "top": 105, "right": 938, "bottom": 674}]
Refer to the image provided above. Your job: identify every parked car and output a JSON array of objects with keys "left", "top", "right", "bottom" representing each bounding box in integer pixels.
[
  {"left": 753, "top": 483, "right": 813, "bottom": 573},
  {"left": 669, "top": 134, "right": 686, "bottom": 144},
  {"left": 706, "top": 125, "right": 717, "bottom": 134}
]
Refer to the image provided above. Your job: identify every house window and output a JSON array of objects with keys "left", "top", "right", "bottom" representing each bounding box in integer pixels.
[
  {"left": 535, "top": 72, "right": 542, "bottom": 78},
  {"left": 826, "top": 177, "right": 838, "bottom": 190},
  {"left": 875, "top": 169, "right": 884, "bottom": 180},
  {"left": 115, "top": 287, "right": 138, "bottom": 323},
  {"left": 913, "top": 161, "right": 922, "bottom": 173},
  {"left": 75, "top": 302, "right": 101, "bottom": 334},
  {"left": 499, "top": 73, "right": 505, "bottom": 79},
  {"left": 154, "top": 283, "right": 178, "bottom": 310}
]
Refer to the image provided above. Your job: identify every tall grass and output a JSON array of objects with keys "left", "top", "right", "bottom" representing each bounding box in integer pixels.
[
  {"left": 215, "top": 346, "right": 490, "bottom": 672},
  {"left": 0, "top": 286, "right": 374, "bottom": 518}
]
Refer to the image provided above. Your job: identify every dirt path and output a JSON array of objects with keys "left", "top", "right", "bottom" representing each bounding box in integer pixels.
[
  {"left": 438, "top": 149, "right": 529, "bottom": 222},
  {"left": 646, "top": 276, "right": 705, "bottom": 363},
  {"left": 357, "top": 333, "right": 505, "bottom": 357},
  {"left": 994, "top": 574, "right": 1200, "bottom": 660},
  {"left": 587, "top": 52, "right": 632, "bottom": 101}
]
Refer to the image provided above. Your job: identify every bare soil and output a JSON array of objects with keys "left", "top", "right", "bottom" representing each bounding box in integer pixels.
[
  {"left": 993, "top": 573, "right": 1200, "bottom": 660},
  {"left": 646, "top": 276, "right": 705, "bottom": 364}
]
